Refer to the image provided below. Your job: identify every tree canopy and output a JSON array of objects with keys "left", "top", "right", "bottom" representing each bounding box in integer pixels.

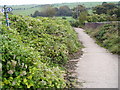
[
  {"left": 93, "top": 2, "right": 119, "bottom": 20},
  {"left": 32, "top": 5, "right": 72, "bottom": 17},
  {"left": 72, "top": 5, "right": 87, "bottom": 19},
  {"left": 93, "top": 3, "right": 118, "bottom": 15},
  {"left": 56, "top": 6, "right": 72, "bottom": 16}
]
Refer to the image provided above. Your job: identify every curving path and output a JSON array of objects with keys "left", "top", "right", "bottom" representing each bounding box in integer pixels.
[{"left": 74, "top": 28, "right": 118, "bottom": 88}]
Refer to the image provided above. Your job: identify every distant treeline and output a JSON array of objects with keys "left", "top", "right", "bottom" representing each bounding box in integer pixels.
[
  {"left": 31, "top": 2, "right": 119, "bottom": 18},
  {"left": 31, "top": 4, "right": 89, "bottom": 18},
  {"left": 32, "top": 5, "right": 73, "bottom": 17}
]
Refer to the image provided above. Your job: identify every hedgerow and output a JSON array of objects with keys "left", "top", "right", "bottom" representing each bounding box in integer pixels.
[{"left": 1, "top": 14, "right": 82, "bottom": 88}]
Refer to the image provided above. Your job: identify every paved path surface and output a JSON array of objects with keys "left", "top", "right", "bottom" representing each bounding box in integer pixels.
[{"left": 74, "top": 28, "right": 118, "bottom": 88}]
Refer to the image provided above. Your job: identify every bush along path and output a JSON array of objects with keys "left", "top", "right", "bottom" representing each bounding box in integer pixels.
[
  {"left": 74, "top": 28, "right": 118, "bottom": 88},
  {"left": 85, "top": 23, "right": 120, "bottom": 55},
  {"left": 1, "top": 15, "right": 83, "bottom": 88}
]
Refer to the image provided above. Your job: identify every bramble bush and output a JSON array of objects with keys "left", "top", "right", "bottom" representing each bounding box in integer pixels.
[
  {"left": 87, "top": 14, "right": 108, "bottom": 22},
  {"left": 1, "top": 14, "right": 82, "bottom": 88},
  {"left": 87, "top": 14, "right": 118, "bottom": 22},
  {"left": 86, "top": 22, "right": 120, "bottom": 54}
]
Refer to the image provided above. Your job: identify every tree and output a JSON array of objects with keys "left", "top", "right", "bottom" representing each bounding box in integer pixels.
[
  {"left": 93, "top": 3, "right": 117, "bottom": 15},
  {"left": 118, "top": 1, "right": 120, "bottom": 6},
  {"left": 78, "top": 11, "right": 88, "bottom": 26},
  {"left": 72, "top": 5, "right": 87, "bottom": 19},
  {"left": 93, "top": 5, "right": 107, "bottom": 14},
  {"left": 33, "top": 10, "right": 40, "bottom": 17},
  {"left": 108, "top": 7, "right": 120, "bottom": 21},
  {"left": 103, "top": 3, "right": 117, "bottom": 10},
  {"left": 33, "top": 5, "right": 57, "bottom": 17},
  {"left": 57, "top": 6, "right": 72, "bottom": 16},
  {"left": 41, "top": 5, "right": 56, "bottom": 17},
  {"left": 102, "top": 2, "right": 107, "bottom": 5}
]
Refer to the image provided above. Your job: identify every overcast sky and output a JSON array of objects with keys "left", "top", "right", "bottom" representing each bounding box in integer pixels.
[{"left": 0, "top": 0, "right": 119, "bottom": 5}]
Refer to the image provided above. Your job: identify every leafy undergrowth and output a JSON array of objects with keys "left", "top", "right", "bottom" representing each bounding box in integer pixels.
[
  {"left": 85, "top": 22, "right": 120, "bottom": 55},
  {"left": 1, "top": 14, "right": 82, "bottom": 88}
]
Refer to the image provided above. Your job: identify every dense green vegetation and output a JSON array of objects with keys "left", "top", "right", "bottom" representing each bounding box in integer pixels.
[
  {"left": 93, "top": 2, "right": 119, "bottom": 21},
  {"left": 86, "top": 14, "right": 118, "bottom": 22},
  {"left": 56, "top": 16, "right": 76, "bottom": 22},
  {"left": 71, "top": 2, "right": 119, "bottom": 27},
  {"left": 1, "top": 14, "right": 82, "bottom": 88},
  {"left": 84, "top": 2, "right": 119, "bottom": 52},
  {"left": 85, "top": 23, "right": 120, "bottom": 55},
  {"left": 87, "top": 14, "right": 109, "bottom": 22},
  {"left": 0, "top": 2, "right": 119, "bottom": 88}
]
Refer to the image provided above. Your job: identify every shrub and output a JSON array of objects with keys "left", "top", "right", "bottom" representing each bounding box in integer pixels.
[
  {"left": 1, "top": 15, "right": 82, "bottom": 88},
  {"left": 86, "top": 23, "right": 119, "bottom": 54},
  {"left": 87, "top": 14, "right": 109, "bottom": 22},
  {"left": 1, "top": 26, "right": 66, "bottom": 88}
]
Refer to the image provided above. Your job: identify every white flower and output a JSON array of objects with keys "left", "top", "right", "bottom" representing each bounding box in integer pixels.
[
  {"left": 37, "top": 64, "right": 41, "bottom": 68},
  {"left": 21, "top": 63, "right": 24, "bottom": 68},
  {"left": 20, "top": 71, "right": 27, "bottom": 76},
  {"left": 7, "top": 61, "right": 11, "bottom": 65},
  {"left": 13, "top": 55, "right": 16, "bottom": 59},
  {"left": 8, "top": 70, "right": 14, "bottom": 74},
  {"left": 25, "top": 65, "right": 27, "bottom": 68},
  {"left": 28, "top": 26, "right": 32, "bottom": 29},
  {"left": 12, "top": 81, "right": 16, "bottom": 85},
  {"left": 41, "top": 80, "right": 46, "bottom": 85},
  {"left": 11, "top": 60, "right": 17, "bottom": 67}
]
